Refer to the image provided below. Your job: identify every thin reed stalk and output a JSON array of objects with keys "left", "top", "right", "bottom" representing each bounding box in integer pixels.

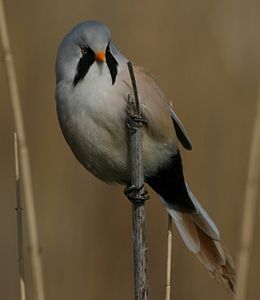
[
  {"left": 234, "top": 93, "right": 260, "bottom": 300},
  {"left": 127, "top": 61, "right": 148, "bottom": 300},
  {"left": 14, "top": 133, "right": 26, "bottom": 300},
  {"left": 165, "top": 215, "right": 173, "bottom": 300},
  {"left": 0, "top": 2, "right": 45, "bottom": 299}
]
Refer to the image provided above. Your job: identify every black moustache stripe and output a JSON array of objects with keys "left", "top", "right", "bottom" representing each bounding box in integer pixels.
[
  {"left": 73, "top": 47, "right": 95, "bottom": 86},
  {"left": 106, "top": 46, "right": 118, "bottom": 85},
  {"left": 73, "top": 45, "right": 118, "bottom": 86}
]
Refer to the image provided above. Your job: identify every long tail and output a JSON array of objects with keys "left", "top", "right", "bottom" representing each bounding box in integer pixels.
[{"left": 160, "top": 184, "right": 236, "bottom": 292}]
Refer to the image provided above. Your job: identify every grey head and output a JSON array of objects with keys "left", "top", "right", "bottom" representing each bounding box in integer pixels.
[{"left": 55, "top": 20, "right": 126, "bottom": 85}]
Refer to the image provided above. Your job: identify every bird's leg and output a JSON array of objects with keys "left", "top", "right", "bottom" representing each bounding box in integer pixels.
[
  {"left": 124, "top": 184, "right": 150, "bottom": 204},
  {"left": 126, "top": 94, "right": 147, "bottom": 133}
]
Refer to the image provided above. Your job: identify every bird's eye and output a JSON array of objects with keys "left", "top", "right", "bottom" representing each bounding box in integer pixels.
[{"left": 81, "top": 47, "right": 88, "bottom": 55}]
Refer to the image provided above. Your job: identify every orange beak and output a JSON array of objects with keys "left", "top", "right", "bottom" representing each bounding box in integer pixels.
[{"left": 95, "top": 51, "right": 106, "bottom": 62}]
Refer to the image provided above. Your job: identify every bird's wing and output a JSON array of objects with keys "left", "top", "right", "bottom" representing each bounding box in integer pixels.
[
  {"left": 123, "top": 64, "right": 192, "bottom": 149},
  {"left": 168, "top": 105, "right": 192, "bottom": 150}
]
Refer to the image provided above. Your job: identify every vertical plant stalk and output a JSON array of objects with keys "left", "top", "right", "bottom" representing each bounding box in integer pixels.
[
  {"left": 14, "top": 133, "right": 27, "bottom": 300},
  {"left": 234, "top": 93, "right": 260, "bottom": 300},
  {"left": 0, "top": 2, "right": 45, "bottom": 300},
  {"left": 127, "top": 61, "right": 148, "bottom": 300},
  {"left": 165, "top": 215, "right": 173, "bottom": 300}
]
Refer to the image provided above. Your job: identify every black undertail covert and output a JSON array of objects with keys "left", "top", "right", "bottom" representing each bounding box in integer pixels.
[{"left": 145, "top": 150, "right": 196, "bottom": 213}]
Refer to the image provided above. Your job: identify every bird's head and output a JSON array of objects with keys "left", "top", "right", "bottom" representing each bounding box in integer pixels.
[{"left": 56, "top": 21, "right": 120, "bottom": 86}]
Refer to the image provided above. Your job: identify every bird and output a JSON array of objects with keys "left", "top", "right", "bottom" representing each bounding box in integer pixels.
[{"left": 55, "top": 20, "right": 236, "bottom": 291}]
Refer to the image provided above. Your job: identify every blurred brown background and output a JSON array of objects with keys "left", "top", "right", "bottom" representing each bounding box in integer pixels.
[{"left": 1, "top": 0, "right": 260, "bottom": 299}]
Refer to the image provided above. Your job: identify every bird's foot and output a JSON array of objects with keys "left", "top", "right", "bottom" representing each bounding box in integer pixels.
[
  {"left": 124, "top": 184, "right": 149, "bottom": 205},
  {"left": 126, "top": 114, "right": 147, "bottom": 133},
  {"left": 131, "top": 115, "right": 148, "bottom": 125}
]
